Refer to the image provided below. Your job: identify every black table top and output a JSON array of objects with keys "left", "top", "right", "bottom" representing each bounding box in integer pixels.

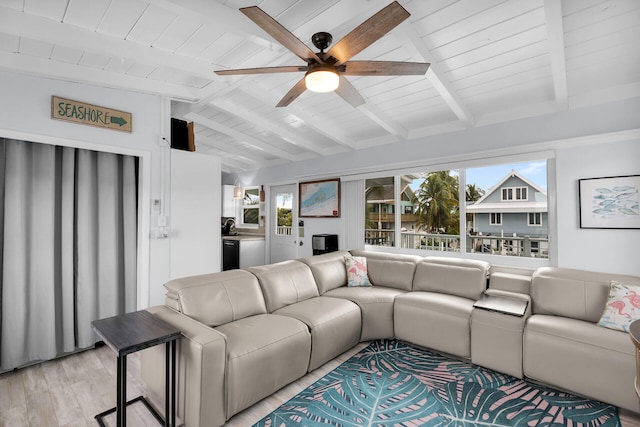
[{"left": 92, "top": 310, "right": 181, "bottom": 357}]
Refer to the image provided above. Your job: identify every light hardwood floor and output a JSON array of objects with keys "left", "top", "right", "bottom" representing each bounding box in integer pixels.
[{"left": 1, "top": 342, "right": 639, "bottom": 426}]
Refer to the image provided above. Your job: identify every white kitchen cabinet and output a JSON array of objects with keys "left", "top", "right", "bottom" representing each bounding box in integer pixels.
[
  {"left": 222, "top": 185, "right": 237, "bottom": 217},
  {"left": 239, "top": 239, "right": 265, "bottom": 269}
]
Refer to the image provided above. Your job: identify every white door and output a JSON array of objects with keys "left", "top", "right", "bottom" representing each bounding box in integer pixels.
[{"left": 270, "top": 184, "right": 298, "bottom": 263}]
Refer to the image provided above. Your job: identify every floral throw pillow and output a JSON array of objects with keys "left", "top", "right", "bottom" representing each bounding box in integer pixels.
[
  {"left": 345, "top": 256, "right": 372, "bottom": 287},
  {"left": 597, "top": 280, "right": 640, "bottom": 332}
]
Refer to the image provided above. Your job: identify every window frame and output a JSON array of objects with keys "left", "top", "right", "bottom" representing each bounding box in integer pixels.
[
  {"left": 355, "top": 152, "right": 554, "bottom": 268},
  {"left": 528, "top": 212, "right": 542, "bottom": 226},
  {"left": 239, "top": 186, "right": 260, "bottom": 228},
  {"left": 501, "top": 186, "right": 528, "bottom": 201},
  {"left": 490, "top": 212, "right": 502, "bottom": 225}
]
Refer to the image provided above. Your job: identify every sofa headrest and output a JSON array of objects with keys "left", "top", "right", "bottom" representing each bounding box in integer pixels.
[
  {"left": 164, "top": 269, "right": 266, "bottom": 327},
  {"left": 247, "top": 260, "right": 319, "bottom": 312},
  {"left": 531, "top": 267, "right": 640, "bottom": 322},
  {"left": 349, "top": 250, "right": 422, "bottom": 291},
  {"left": 413, "top": 257, "right": 490, "bottom": 300},
  {"left": 298, "top": 251, "right": 351, "bottom": 294}
]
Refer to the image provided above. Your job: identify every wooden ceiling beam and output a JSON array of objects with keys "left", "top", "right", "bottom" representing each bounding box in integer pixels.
[
  {"left": 208, "top": 98, "right": 326, "bottom": 155},
  {"left": 193, "top": 134, "right": 286, "bottom": 170},
  {"left": 183, "top": 112, "right": 304, "bottom": 162},
  {"left": 0, "top": 50, "right": 199, "bottom": 100},
  {"left": 357, "top": 103, "right": 408, "bottom": 139},
  {"left": 0, "top": 6, "right": 214, "bottom": 80},
  {"left": 395, "top": 23, "right": 475, "bottom": 125},
  {"left": 237, "top": 86, "right": 356, "bottom": 150},
  {"left": 543, "top": 0, "right": 569, "bottom": 110},
  {"left": 147, "top": 0, "right": 287, "bottom": 51}
]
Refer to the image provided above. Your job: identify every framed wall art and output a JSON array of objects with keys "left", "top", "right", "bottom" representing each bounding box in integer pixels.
[
  {"left": 299, "top": 178, "right": 340, "bottom": 218},
  {"left": 578, "top": 175, "right": 640, "bottom": 229}
]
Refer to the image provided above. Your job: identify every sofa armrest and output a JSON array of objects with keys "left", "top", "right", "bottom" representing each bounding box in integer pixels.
[
  {"left": 140, "top": 306, "right": 227, "bottom": 427},
  {"left": 485, "top": 288, "right": 532, "bottom": 318}
]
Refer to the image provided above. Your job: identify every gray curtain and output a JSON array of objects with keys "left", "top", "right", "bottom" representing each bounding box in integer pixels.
[{"left": 0, "top": 138, "right": 137, "bottom": 371}]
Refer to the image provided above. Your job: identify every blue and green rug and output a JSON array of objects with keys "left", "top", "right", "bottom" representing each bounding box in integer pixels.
[{"left": 254, "top": 340, "right": 620, "bottom": 426}]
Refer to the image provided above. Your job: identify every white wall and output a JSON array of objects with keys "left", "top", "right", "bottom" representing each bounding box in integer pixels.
[
  {"left": 231, "top": 97, "right": 640, "bottom": 186},
  {"left": 298, "top": 217, "right": 344, "bottom": 258},
  {"left": 235, "top": 97, "right": 640, "bottom": 276},
  {"left": 170, "top": 149, "right": 221, "bottom": 278},
  {"left": 0, "top": 71, "right": 171, "bottom": 307},
  {"left": 555, "top": 138, "right": 640, "bottom": 276}
]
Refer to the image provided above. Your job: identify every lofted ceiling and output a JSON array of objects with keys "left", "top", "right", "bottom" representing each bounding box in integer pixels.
[{"left": 1, "top": 0, "right": 639, "bottom": 173}]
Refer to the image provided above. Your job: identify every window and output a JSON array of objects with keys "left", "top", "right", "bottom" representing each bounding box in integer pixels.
[
  {"left": 502, "top": 187, "right": 528, "bottom": 201},
  {"left": 365, "top": 171, "right": 460, "bottom": 252},
  {"left": 490, "top": 213, "right": 502, "bottom": 225},
  {"left": 404, "top": 171, "right": 459, "bottom": 251},
  {"left": 362, "top": 159, "right": 549, "bottom": 260},
  {"left": 241, "top": 187, "right": 259, "bottom": 226},
  {"left": 365, "top": 177, "right": 394, "bottom": 246},
  {"left": 467, "top": 160, "right": 548, "bottom": 259},
  {"left": 275, "top": 191, "right": 293, "bottom": 235},
  {"left": 517, "top": 187, "right": 527, "bottom": 200},
  {"left": 528, "top": 212, "right": 542, "bottom": 226}
]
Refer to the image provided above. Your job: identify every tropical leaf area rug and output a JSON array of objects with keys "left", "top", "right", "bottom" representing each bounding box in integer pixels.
[{"left": 253, "top": 339, "right": 621, "bottom": 427}]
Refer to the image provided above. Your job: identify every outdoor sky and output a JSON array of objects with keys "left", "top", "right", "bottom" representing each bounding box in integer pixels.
[
  {"left": 406, "top": 160, "right": 548, "bottom": 193},
  {"left": 466, "top": 161, "right": 548, "bottom": 193}
]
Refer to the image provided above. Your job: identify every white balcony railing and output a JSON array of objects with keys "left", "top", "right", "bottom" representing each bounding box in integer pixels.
[
  {"left": 276, "top": 226, "right": 293, "bottom": 236},
  {"left": 364, "top": 229, "right": 548, "bottom": 258},
  {"left": 401, "top": 232, "right": 460, "bottom": 252}
]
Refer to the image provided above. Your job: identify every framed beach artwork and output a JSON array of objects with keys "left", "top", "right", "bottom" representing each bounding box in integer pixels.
[
  {"left": 578, "top": 175, "right": 640, "bottom": 229},
  {"left": 299, "top": 178, "right": 340, "bottom": 218}
]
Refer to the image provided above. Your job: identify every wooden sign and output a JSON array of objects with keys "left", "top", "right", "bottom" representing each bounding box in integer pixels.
[{"left": 51, "top": 96, "right": 132, "bottom": 133}]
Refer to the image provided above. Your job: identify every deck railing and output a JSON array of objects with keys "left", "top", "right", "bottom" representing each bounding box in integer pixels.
[
  {"left": 364, "top": 229, "right": 395, "bottom": 246},
  {"left": 364, "top": 229, "right": 548, "bottom": 258},
  {"left": 401, "top": 232, "right": 460, "bottom": 252},
  {"left": 468, "top": 234, "right": 548, "bottom": 258},
  {"left": 276, "top": 226, "right": 293, "bottom": 236}
]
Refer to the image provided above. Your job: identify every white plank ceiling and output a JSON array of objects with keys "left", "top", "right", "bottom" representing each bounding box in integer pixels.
[{"left": 1, "top": 0, "right": 639, "bottom": 173}]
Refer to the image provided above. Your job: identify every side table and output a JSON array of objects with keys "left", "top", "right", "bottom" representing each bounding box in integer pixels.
[{"left": 92, "top": 310, "right": 181, "bottom": 427}]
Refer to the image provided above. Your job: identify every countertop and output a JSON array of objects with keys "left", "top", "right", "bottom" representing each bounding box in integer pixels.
[{"left": 222, "top": 234, "right": 265, "bottom": 241}]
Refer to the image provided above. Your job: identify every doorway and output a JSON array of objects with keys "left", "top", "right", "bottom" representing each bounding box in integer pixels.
[{"left": 270, "top": 184, "right": 298, "bottom": 263}]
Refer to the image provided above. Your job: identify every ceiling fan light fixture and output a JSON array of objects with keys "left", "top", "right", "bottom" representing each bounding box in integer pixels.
[{"left": 305, "top": 67, "right": 339, "bottom": 93}]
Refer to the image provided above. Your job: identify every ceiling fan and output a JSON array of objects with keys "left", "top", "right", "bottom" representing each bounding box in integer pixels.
[{"left": 214, "top": 1, "right": 430, "bottom": 108}]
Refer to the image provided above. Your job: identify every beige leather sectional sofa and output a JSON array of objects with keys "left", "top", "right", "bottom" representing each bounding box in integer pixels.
[{"left": 140, "top": 250, "right": 640, "bottom": 427}]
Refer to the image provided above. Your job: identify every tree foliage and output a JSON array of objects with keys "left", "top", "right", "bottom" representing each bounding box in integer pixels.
[
  {"left": 466, "top": 183, "right": 485, "bottom": 203},
  {"left": 415, "top": 171, "right": 460, "bottom": 234},
  {"left": 277, "top": 208, "right": 292, "bottom": 227}
]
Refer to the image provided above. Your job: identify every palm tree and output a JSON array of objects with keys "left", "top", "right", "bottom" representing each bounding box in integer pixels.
[
  {"left": 415, "top": 171, "right": 459, "bottom": 234},
  {"left": 466, "top": 183, "right": 485, "bottom": 203}
]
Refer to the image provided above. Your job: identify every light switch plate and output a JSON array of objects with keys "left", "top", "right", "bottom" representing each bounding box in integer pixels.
[{"left": 152, "top": 199, "right": 161, "bottom": 214}]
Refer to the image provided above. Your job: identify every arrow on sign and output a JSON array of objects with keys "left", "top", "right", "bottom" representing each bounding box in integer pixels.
[{"left": 110, "top": 116, "right": 128, "bottom": 126}]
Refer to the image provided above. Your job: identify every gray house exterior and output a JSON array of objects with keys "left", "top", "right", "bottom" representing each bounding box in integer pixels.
[{"left": 467, "top": 170, "right": 548, "bottom": 239}]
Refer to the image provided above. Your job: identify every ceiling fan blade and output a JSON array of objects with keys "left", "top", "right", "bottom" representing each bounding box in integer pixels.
[
  {"left": 335, "top": 75, "right": 365, "bottom": 108},
  {"left": 276, "top": 77, "right": 307, "bottom": 107},
  {"left": 342, "top": 61, "right": 430, "bottom": 76},
  {"left": 326, "top": 1, "right": 410, "bottom": 65},
  {"left": 240, "top": 6, "right": 321, "bottom": 63},
  {"left": 215, "top": 66, "right": 307, "bottom": 76}
]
